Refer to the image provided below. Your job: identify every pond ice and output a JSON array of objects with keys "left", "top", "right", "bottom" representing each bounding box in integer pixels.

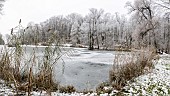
[
  {"left": 0, "top": 45, "right": 115, "bottom": 91},
  {"left": 54, "top": 48, "right": 115, "bottom": 91}
]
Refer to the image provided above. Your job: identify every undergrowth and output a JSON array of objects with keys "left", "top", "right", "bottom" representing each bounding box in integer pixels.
[
  {"left": 109, "top": 47, "right": 158, "bottom": 90},
  {"left": 0, "top": 21, "right": 65, "bottom": 95}
]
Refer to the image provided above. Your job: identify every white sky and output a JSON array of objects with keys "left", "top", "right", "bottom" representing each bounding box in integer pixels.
[{"left": 0, "top": 0, "right": 133, "bottom": 36}]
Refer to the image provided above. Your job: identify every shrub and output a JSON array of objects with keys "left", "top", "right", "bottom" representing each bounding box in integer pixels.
[
  {"left": 0, "top": 45, "right": 61, "bottom": 95},
  {"left": 58, "top": 85, "right": 76, "bottom": 93},
  {"left": 0, "top": 21, "right": 66, "bottom": 95},
  {"left": 96, "top": 82, "right": 112, "bottom": 95},
  {"left": 109, "top": 47, "right": 158, "bottom": 90}
]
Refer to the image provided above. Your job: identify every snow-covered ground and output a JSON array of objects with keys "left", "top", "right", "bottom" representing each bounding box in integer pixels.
[
  {"left": 121, "top": 53, "right": 170, "bottom": 95},
  {"left": 0, "top": 45, "right": 170, "bottom": 95}
]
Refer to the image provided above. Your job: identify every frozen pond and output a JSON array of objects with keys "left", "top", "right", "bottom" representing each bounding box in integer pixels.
[
  {"left": 0, "top": 45, "right": 116, "bottom": 91},
  {"left": 55, "top": 47, "right": 114, "bottom": 91}
]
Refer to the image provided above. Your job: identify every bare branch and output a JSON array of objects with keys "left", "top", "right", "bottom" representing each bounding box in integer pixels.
[{"left": 155, "top": 2, "right": 170, "bottom": 10}]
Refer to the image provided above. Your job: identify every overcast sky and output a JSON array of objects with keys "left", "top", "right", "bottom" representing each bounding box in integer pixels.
[{"left": 0, "top": 0, "right": 133, "bottom": 36}]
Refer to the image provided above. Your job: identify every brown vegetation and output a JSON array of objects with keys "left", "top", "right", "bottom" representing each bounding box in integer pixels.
[
  {"left": 109, "top": 47, "right": 159, "bottom": 90},
  {"left": 58, "top": 85, "right": 76, "bottom": 93},
  {"left": 0, "top": 45, "right": 59, "bottom": 95}
]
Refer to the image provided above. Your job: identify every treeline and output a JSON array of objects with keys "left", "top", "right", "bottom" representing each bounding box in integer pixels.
[{"left": 7, "top": 0, "right": 170, "bottom": 53}]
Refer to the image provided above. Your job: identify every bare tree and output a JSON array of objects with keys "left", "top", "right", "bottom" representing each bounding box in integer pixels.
[
  {"left": 126, "top": 0, "right": 158, "bottom": 48},
  {"left": 67, "top": 13, "right": 84, "bottom": 45},
  {"left": 154, "top": 0, "right": 170, "bottom": 10},
  {"left": 0, "top": 0, "right": 5, "bottom": 14},
  {"left": 100, "top": 13, "right": 114, "bottom": 49},
  {"left": 86, "top": 8, "right": 104, "bottom": 50},
  {"left": 162, "top": 13, "right": 170, "bottom": 53},
  {"left": 14, "top": 5, "right": 169, "bottom": 53},
  {"left": 154, "top": 0, "right": 170, "bottom": 53},
  {"left": 0, "top": 33, "right": 4, "bottom": 44}
]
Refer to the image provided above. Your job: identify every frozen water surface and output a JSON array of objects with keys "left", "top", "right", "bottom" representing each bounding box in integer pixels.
[
  {"left": 55, "top": 47, "right": 115, "bottom": 91},
  {"left": 0, "top": 45, "right": 116, "bottom": 91}
]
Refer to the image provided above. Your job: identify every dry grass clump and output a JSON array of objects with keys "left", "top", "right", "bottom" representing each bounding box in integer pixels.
[
  {"left": 0, "top": 22, "right": 66, "bottom": 95},
  {"left": 0, "top": 45, "right": 60, "bottom": 95},
  {"left": 33, "top": 65, "right": 58, "bottom": 92},
  {"left": 96, "top": 82, "right": 112, "bottom": 95},
  {"left": 109, "top": 47, "right": 158, "bottom": 90},
  {"left": 58, "top": 85, "right": 76, "bottom": 93}
]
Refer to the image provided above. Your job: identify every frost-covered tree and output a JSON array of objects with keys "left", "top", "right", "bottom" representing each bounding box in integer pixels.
[
  {"left": 154, "top": 0, "right": 170, "bottom": 53},
  {"left": 0, "top": 0, "right": 5, "bottom": 45},
  {"left": 161, "top": 13, "right": 170, "bottom": 53},
  {"left": 85, "top": 8, "right": 104, "bottom": 50},
  {"left": 99, "top": 13, "right": 114, "bottom": 49},
  {"left": 0, "top": 33, "right": 4, "bottom": 45},
  {"left": 115, "top": 13, "right": 128, "bottom": 45},
  {"left": 0, "top": 0, "right": 5, "bottom": 14},
  {"left": 154, "top": 0, "right": 170, "bottom": 10},
  {"left": 126, "top": 0, "right": 158, "bottom": 48},
  {"left": 67, "top": 13, "right": 84, "bottom": 45},
  {"left": 15, "top": 5, "right": 170, "bottom": 53}
]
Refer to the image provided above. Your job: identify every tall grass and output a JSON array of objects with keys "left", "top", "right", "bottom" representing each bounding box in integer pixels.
[
  {"left": 109, "top": 47, "right": 159, "bottom": 90},
  {"left": 0, "top": 45, "right": 62, "bottom": 95},
  {"left": 0, "top": 23, "right": 63, "bottom": 95}
]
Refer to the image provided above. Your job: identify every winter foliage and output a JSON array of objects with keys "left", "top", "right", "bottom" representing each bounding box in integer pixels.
[{"left": 5, "top": 0, "right": 169, "bottom": 53}]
